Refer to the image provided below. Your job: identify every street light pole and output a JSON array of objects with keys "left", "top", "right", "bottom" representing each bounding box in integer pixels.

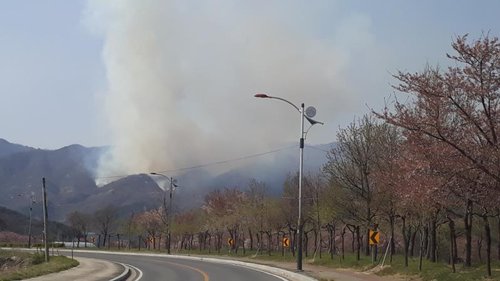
[
  {"left": 150, "top": 172, "right": 177, "bottom": 254},
  {"left": 254, "top": 93, "right": 323, "bottom": 271},
  {"left": 168, "top": 177, "right": 174, "bottom": 254},
  {"left": 297, "top": 102, "right": 305, "bottom": 271}
]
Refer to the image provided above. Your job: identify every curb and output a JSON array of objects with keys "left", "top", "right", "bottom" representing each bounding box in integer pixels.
[
  {"left": 109, "top": 262, "right": 131, "bottom": 281},
  {"left": 169, "top": 255, "right": 317, "bottom": 281}
]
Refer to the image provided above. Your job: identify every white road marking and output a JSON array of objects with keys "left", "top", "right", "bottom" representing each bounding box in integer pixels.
[{"left": 122, "top": 263, "right": 143, "bottom": 281}]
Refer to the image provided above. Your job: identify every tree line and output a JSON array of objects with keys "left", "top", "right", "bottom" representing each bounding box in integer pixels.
[{"left": 66, "top": 35, "right": 500, "bottom": 277}]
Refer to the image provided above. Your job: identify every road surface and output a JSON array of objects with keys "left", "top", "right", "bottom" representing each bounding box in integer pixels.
[{"left": 71, "top": 251, "right": 290, "bottom": 281}]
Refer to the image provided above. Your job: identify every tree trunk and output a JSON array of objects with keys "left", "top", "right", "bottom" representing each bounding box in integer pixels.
[
  {"left": 313, "top": 229, "right": 318, "bottom": 258},
  {"left": 497, "top": 212, "right": 500, "bottom": 261},
  {"left": 356, "top": 226, "right": 361, "bottom": 261},
  {"left": 402, "top": 216, "right": 409, "bottom": 267},
  {"left": 256, "top": 232, "right": 261, "bottom": 253},
  {"left": 423, "top": 225, "right": 428, "bottom": 260},
  {"left": 242, "top": 232, "right": 246, "bottom": 255},
  {"left": 419, "top": 227, "right": 424, "bottom": 272},
  {"left": 365, "top": 226, "right": 370, "bottom": 256},
  {"left": 281, "top": 233, "right": 285, "bottom": 257},
  {"left": 429, "top": 216, "right": 437, "bottom": 262},
  {"left": 304, "top": 231, "right": 309, "bottom": 257},
  {"left": 208, "top": 233, "right": 212, "bottom": 254},
  {"left": 216, "top": 232, "right": 221, "bottom": 254},
  {"left": 365, "top": 186, "right": 372, "bottom": 257},
  {"left": 350, "top": 227, "right": 355, "bottom": 253},
  {"left": 453, "top": 230, "right": 458, "bottom": 265},
  {"left": 103, "top": 233, "right": 108, "bottom": 248},
  {"left": 341, "top": 226, "right": 345, "bottom": 260},
  {"left": 267, "top": 231, "right": 272, "bottom": 256},
  {"left": 248, "top": 228, "right": 253, "bottom": 251},
  {"left": 319, "top": 228, "right": 323, "bottom": 259},
  {"left": 478, "top": 235, "right": 483, "bottom": 262},
  {"left": 328, "top": 225, "right": 334, "bottom": 259},
  {"left": 447, "top": 216, "right": 456, "bottom": 273},
  {"left": 410, "top": 230, "right": 417, "bottom": 257},
  {"left": 482, "top": 214, "right": 492, "bottom": 277},
  {"left": 390, "top": 215, "right": 396, "bottom": 263},
  {"left": 276, "top": 232, "right": 280, "bottom": 252},
  {"left": 464, "top": 199, "right": 473, "bottom": 267}
]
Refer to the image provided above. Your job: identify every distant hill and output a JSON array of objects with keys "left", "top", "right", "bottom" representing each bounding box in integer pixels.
[
  {"left": 0, "top": 143, "right": 102, "bottom": 221},
  {"left": 0, "top": 205, "right": 71, "bottom": 241},
  {"left": 0, "top": 142, "right": 165, "bottom": 221},
  {"left": 0, "top": 138, "right": 33, "bottom": 158},
  {"left": 0, "top": 138, "right": 332, "bottom": 221}
]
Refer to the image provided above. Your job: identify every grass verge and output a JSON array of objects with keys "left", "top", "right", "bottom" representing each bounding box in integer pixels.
[
  {"left": 376, "top": 256, "right": 500, "bottom": 281},
  {"left": 0, "top": 250, "right": 78, "bottom": 281}
]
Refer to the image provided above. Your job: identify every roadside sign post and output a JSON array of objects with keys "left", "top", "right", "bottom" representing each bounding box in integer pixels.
[{"left": 369, "top": 227, "right": 380, "bottom": 264}]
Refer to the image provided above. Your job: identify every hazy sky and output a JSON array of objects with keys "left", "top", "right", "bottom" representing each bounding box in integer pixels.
[{"left": 1, "top": 0, "right": 500, "bottom": 175}]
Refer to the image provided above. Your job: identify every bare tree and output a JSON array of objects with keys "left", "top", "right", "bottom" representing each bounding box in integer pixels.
[
  {"left": 324, "top": 114, "right": 395, "bottom": 256},
  {"left": 67, "top": 211, "right": 90, "bottom": 247},
  {"left": 93, "top": 205, "right": 118, "bottom": 248}
]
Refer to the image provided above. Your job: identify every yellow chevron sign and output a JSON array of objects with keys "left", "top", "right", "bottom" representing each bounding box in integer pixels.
[
  {"left": 369, "top": 230, "right": 380, "bottom": 245},
  {"left": 282, "top": 237, "right": 290, "bottom": 247}
]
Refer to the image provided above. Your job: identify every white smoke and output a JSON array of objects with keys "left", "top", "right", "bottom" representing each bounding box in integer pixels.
[{"left": 83, "top": 0, "right": 374, "bottom": 181}]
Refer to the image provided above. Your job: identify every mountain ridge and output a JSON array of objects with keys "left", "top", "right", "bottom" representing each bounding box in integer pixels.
[
  {"left": 0, "top": 138, "right": 332, "bottom": 221},
  {"left": 0, "top": 138, "right": 34, "bottom": 158}
]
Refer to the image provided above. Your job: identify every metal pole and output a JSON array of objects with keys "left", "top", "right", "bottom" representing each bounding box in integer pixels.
[
  {"left": 42, "top": 177, "right": 49, "bottom": 262},
  {"left": 254, "top": 93, "right": 322, "bottom": 271},
  {"left": 168, "top": 177, "right": 174, "bottom": 254},
  {"left": 297, "top": 103, "right": 305, "bottom": 271}
]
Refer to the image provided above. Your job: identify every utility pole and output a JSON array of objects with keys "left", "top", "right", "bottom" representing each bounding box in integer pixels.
[
  {"left": 150, "top": 173, "right": 177, "bottom": 255},
  {"left": 28, "top": 192, "right": 34, "bottom": 248},
  {"left": 42, "top": 177, "right": 49, "bottom": 262}
]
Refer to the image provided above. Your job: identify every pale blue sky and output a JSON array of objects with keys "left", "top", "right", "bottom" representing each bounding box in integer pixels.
[{"left": 1, "top": 1, "right": 500, "bottom": 150}]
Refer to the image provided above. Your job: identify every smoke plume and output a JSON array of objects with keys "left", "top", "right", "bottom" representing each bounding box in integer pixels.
[{"left": 84, "top": 1, "right": 372, "bottom": 181}]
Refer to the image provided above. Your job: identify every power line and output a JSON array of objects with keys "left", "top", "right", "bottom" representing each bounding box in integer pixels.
[
  {"left": 305, "top": 144, "right": 330, "bottom": 153},
  {"left": 158, "top": 145, "right": 296, "bottom": 173},
  {"left": 95, "top": 145, "right": 296, "bottom": 180}
]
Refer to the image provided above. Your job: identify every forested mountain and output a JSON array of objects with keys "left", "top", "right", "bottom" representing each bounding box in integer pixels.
[
  {"left": 0, "top": 205, "right": 71, "bottom": 240},
  {"left": 0, "top": 138, "right": 33, "bottom": 158},
  {"left": 0, "top": 138, "right": 330, "bottom": 221}
]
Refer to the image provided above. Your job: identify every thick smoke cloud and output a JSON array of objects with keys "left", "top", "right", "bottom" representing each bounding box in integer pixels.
[{"left": 84, "top": 0, "right": 373, "bottom": 181}]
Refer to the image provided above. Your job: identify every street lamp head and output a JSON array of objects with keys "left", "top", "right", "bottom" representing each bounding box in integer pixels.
[
  {"left": 254, "top": 93, "right": 270, "bottom": 98},
  {"left": 150, "top": 172, "right": 158, "bottom": 175}
]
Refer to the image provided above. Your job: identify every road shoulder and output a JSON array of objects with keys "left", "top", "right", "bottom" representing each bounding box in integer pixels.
[{"left": 24, "top": 257, "right": 124, "bottom": 281}]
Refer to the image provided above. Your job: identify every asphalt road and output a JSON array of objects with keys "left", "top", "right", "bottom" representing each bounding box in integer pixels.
[{"left": 71, "top": 251, "right": 288, "bottom": 281}]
